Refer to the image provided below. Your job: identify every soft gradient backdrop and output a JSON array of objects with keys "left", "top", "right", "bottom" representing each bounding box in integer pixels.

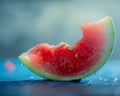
[{"left": 0, "top": 0, "right": 119, "bottom": 60}]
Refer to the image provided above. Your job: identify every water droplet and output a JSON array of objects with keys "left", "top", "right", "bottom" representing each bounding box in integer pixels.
[
  {"left": 30, "top": 76, "right": 35, "bottom": 79},
  {"left": 114, "top": 78, "right": 118, "bottom": 82},
  {"left": 68, "top": 69, "right": 72, "bottom": 72},
  {"left": 75, "top": 54, "right": 78, "bottom": 58},
  {"left": 104, "top": 79, "right": 107, "bottom": 82},
  {"left": 92, "top": 50, "right": 95, "bottom": 53},
  {"left": 21, "top": 63, "right": 23, "bottom": 66},
  {"left": 99, "top": 77, "right": 102, "bottom": 80}
]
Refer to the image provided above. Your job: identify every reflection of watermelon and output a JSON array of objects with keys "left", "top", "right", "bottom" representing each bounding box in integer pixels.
[{"left": 19, "top": 16, "right": 115, "bottom": 81}]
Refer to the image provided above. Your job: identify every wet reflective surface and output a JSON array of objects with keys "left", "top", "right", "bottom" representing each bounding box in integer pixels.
[{"left": 0, "top": 59, "right": 120, "bottom": 95}]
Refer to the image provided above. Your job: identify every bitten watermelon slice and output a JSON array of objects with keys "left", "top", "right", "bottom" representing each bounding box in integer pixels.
[{"left": 19, "top": 16, "right": 115, "bottom": 81}]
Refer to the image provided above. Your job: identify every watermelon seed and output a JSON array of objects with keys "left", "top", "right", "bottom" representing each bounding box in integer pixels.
[
  {"left": 36, "top": 49, "right": 40, "bottom": 52},
  {"left": 68, "top": 47, "right": 73, "bottom": 51},
  {"left": 59, "top": 42, "right": 66, "bottom": 47},
  {"left": 50, "top": 46, "right": 55, "bottom": 50},
  {"left": 61, "top": 59, "right": 64, "bottom": 62},
  {"left": 60, "top": 44, "right": 65, "bottom": 47}
]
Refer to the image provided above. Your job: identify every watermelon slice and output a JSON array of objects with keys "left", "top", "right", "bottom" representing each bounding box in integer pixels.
[{"left": 19, "top": 16, "right": 115, "bottom": 81}]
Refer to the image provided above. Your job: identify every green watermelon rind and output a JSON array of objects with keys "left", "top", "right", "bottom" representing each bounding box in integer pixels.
[
  {"left": 19, "top": 54, "right": 60, "bottom": 80},
  {"left": 19, "top": 16, "right": 115, "bottom": 81},
  {"left": 77, "top": 16, "right": 115, "bottom": 79},
  {"left": 75, "top": 16, "right": 115, "bottom": 79}
]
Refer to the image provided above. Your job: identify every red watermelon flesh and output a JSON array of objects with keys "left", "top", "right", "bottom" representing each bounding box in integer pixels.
[{"left": 19, "top": 16, "right": 115, "bottom": 81}]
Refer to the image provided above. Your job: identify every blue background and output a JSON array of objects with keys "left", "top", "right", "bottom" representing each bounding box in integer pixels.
[{"left": 0, "top": 0, "right": 120, "bottom": 60}]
